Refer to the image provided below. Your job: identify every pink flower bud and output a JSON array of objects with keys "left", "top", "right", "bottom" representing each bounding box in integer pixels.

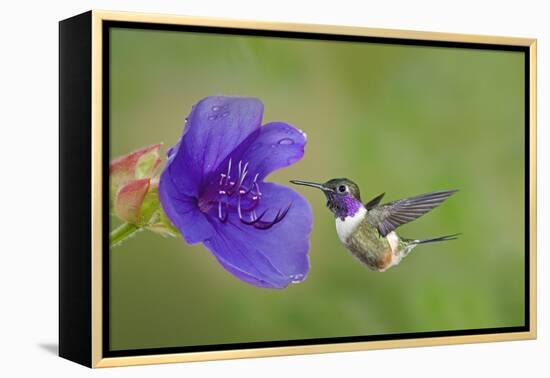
[
  {"left": 110, "top": 144, "right": 162, "bottom": 225},
  {"left": 114, "top": 179, "right": 151, "bottom": 224},
  {"left": 110, "top": 144, "right": 162, "bottom": 192}
]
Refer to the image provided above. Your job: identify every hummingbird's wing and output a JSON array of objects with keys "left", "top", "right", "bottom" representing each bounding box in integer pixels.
[
  {"left": 365, "top": 192, "right": 385, "bottom": 210},
  {"left": 366, "top": 189, "right": 458, "bottom": 237}
]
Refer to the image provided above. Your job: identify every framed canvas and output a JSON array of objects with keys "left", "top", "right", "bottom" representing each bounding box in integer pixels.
[{"left": 59, "top": 10, "right": 537, "bottom": 368}]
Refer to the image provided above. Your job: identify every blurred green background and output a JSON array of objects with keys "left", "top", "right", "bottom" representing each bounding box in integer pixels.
[{"left": 108, "top": 27, "right": 525, "bottom": 351}]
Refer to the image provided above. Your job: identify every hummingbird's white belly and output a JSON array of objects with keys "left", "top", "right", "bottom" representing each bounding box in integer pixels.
[
  {"left": 386, "top": 231, "right": 399, "bottom": 253},
  {"left": 335, "top": 207, "right": 367, "bottom": 243}
]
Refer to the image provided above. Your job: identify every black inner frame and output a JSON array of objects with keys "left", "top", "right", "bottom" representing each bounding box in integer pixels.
[{"left": 102, "top": 20, "right": 531, "bottom": 358}]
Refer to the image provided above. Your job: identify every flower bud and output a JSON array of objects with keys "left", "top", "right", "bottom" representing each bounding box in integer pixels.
[
  {"left": 114, "top": 178, "right": 150, "bottom": 224},
  {"left": 110, "top": 144, "right": 162, "bottom": 225}
]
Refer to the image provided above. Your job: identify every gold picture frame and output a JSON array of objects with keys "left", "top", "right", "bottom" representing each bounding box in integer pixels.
[{"left": 59, "top": 9, "right": 537, "bottom": 368}]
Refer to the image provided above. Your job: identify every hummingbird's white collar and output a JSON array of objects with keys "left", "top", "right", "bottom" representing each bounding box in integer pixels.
[{"left": 335, "top": 206, "right": 367, "bottom": 243}]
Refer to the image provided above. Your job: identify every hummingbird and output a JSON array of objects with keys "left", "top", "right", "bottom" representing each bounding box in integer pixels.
[{"left": 290, "top": 178, "right": 458, "bottom": 272}]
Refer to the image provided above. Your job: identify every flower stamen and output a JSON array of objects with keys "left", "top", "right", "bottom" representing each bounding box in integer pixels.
[
  {"left": 239, "top": 209, "right": 268, "bottom": 225},
  {"left": 254, "top": 182, "right": 262, "bottom": 196},
  {"left": 227, "top": 158, "right": 232, "bottom": 178},
  {"left": 204, "top": 157, "right": 291, "bottom": 229},
  {"left": 237, "top": 195, "right": 243, "bottom": 219},
  {"left": 218, "top": 200, "right": 228, "bottom": 223},
  {"left": 250, "top": 203, "right": 293, "bottom": 230}
]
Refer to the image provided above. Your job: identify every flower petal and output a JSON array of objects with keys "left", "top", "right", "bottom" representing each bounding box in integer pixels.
[
  {"left": 203, "top": 183, "right": 312, "bottom": 289},
  {"left": 158, "top": 169, "right": 215, "bottom": 244},
  {"left": 166, "top": 96, "right": 263, "bottom": 197},
  {"left": 114, "top": 179, "right": 150, "bottom": 224},
  {"left": 240, "top": 122, "right": 307, "bottom": 181}
]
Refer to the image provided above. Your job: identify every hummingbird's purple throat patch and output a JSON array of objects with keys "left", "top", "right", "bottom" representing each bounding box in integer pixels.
[{"left": 333, "top": 194, "right": 363, "bottom": 219}]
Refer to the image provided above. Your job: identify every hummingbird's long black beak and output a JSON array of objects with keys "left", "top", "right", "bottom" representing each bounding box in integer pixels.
[{"left": 290, "top": 180, "right": 333, "bottom": 192}]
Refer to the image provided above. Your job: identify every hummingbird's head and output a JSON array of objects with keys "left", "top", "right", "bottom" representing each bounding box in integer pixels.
[{"left": 290, "top": 178, "right": 363, "bottom": 219}]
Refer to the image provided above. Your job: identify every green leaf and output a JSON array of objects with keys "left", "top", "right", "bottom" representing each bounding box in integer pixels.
[
  {"left": 146, "top": 209, "right": 179, "bottom": 237},
  {"left": 139, "top": 190, "right": 161, "bottom": 225},
  {"left": 139, "top": 187, "right": 180, "bottom": 237}
]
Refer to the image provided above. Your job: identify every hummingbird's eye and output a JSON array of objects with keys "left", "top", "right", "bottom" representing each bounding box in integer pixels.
[{"left": 338, "top": 185, "right": 347, "bottom": 193}]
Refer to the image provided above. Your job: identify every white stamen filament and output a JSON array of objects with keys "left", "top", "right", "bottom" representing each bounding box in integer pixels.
[
  {"left": 240, "top": 170, "right": 248, "bottom": 186},
  {"left": 237, "top": 195, "right": 242, "bottom": 218},
  {"left": 209, "top": 158, "right": 291, "bottom": 229}
]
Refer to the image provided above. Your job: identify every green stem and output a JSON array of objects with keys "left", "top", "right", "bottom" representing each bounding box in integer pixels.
[{"left": 110, "top": 222, "right": 140, "bottom": 248}]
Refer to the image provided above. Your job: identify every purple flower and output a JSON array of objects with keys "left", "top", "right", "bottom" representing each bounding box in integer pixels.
[{"left": 159, "top": 96, "right": 312, "bottom": 289}]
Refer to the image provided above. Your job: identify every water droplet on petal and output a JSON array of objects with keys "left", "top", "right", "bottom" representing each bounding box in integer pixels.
[
  {"left": 277, "top": 138, "right": 294, "bottom": 145},
  {"left": 212, "top": 106, "right": 220, "bottom": 112},
  {"left": 208, "top": 115, "right": 216, "bottom": 121},
  {"left": 290, "top": 273, "right": 304, "bottom": 283},
  {"left": 221, "top": 111, "right": 230, "bottom": 118}
]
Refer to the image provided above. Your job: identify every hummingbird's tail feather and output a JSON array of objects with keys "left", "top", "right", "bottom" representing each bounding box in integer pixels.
[{"left": 408, "top": 233, "right": 461, "bottom": 245}]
